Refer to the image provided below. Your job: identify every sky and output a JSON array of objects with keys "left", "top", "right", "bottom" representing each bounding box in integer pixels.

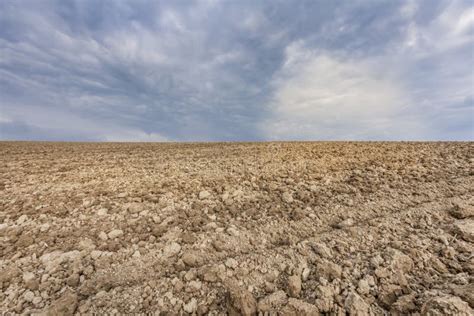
[{"left": 0, "top": 0, "right": 473, "bottom": 141}]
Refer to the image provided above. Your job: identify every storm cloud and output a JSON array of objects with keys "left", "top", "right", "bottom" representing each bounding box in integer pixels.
[{"left": 1, "top": 0, "right": 473, "bottom": 141}]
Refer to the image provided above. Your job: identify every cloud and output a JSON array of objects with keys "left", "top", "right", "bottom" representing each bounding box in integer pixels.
[
  {"left": 260, "top": 42, "right": 425, "bottom": 140},
  {"left": 0, "top": 0, "right": 472, "bottom": 141}
]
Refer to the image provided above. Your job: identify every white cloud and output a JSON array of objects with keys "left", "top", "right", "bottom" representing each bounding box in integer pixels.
[{"left": 261, "top": 42, "right": 424, "bottom": 140}]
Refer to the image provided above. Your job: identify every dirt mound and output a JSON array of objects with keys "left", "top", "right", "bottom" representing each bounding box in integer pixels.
[{"left": 0, "top": 141, "right": 473, "bottom": 314}]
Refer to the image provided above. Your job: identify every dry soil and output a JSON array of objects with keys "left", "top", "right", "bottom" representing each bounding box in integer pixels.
[{"left": 0, "top": 141, "right": 473, "bottom": 315}]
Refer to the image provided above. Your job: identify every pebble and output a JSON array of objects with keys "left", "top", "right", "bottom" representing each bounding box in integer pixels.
[
  {"left": 17, "top": 215, "right": 28, "bottom": 225},
  {"left": 163, "top": 242, "right": 181, "bottom": 257},
  {"left": 225, "top": 258, "right": 238, "bottom": 269},
  {"left": 108, "top": 229, "right": 124, "bottom": 239},
  {"left": 282, "top": 192, "right": 294, "bottom": 203},
  {"left": 336, "top": 218, "right": 354, "bottom": 228},
  {"left": 183, "top": 298, "right": 197, "bottom": 313},
  {"left": 23, "top": 290, "right": 35, "bottom": 302},
  {"left": 98, "top": 231, "right": 108, "bottom": 241},
  {"left": 288, "top": 274, "right": 302, "bottom": 297},
  {"left": 97, "top": 208, "right": 108, "bottom": 216},
  {"left": 199, "top": 190, "right": 211, "bottom": 200},
  {"left": 40, "top": 223, "right": 50, "bottom": 232}
]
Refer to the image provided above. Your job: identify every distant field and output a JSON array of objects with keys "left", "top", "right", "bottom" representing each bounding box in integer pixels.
[{"left": 1, "top": 142, "right": 473, "bottom": 314}]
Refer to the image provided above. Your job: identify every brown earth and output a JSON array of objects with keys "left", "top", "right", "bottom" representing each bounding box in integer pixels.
[{"left": 0, "top": 141, "right": 473, "bottom": 315}]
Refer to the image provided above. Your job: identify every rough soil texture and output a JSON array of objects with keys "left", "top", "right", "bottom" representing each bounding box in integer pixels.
[{"left": 1, "top": 141, "right": 473, "bottom": 315}]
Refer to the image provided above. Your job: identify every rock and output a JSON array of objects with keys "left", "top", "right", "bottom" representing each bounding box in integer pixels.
[
  {"left": 17, "top": 215, "right": 28, "bottom": 225},
  {"left": 183, "top": 298, "right": 197, "bottom": 313},
  {"left": 311, "top": 242, "right": 332, "bottom": 258},
  {"left": 227, "top": 285, "right": 257, "bottom": 316},
  {"left": 98, "top": 231, "right": 108, "bottom": 241},
  {"left": 23, "top": 290, "right": 35, "bottom": 302},
  {"left": 225, "top": 258, "right": 238, "bottom": 269},
  {"left": 97, "top": 208, "right": 108, "bottom": 216},
  {"left": 187, "top": 280, "right": 202, "bottom": 292},
  {"left": 40, "top": 250, "right": 81, "bottom": 273},
  {"left": 450, "top": 202, "right": 474, "bottom": 219},
  {"left": 163, "top": 242, "right": 181, "bottom": 257},
  {"left": 199, "top": 190, "right": 211, "bottom": 200},
  {"left": 451, "top": 283, "right": 474, "bottom": 308},
  {"left": 391, "top": 293, "right": 417, "bottom": 314},
  {"left": 66, "top": 273, "right": 80, "bottom": 287},
  {"left": 78, "top": 238, "right": 96, "bottom": 251},
  {"left": 40, "top": 223, "right": 50, "bottom": 232},
  {"left": 421, "top": 295, "right": 472, "bottom": 315},
  {"left": 453, "top": 219, "right": 474, "bottom": 242},
  {"left": 257, "top": 290, "right": 287, "bottom": 312},
  {"left": 182, "top": 251, "right": 204, "bottom": 267},
  {"left": 302, "top": 267, "right": 311, "bottom": 281},
  {"left": 45, "top": 289, "right": 78, "bottom": 316},
  {"left": 357, "top": 278, "right": 370, "bottom": 295},
  {"left": 288, "top": 274, "right": 302, "bottom": 297},
  {"left": 281, "top": 298, "right": 319, "bottom": 315},
  {"left": 390, "top": 249, "right": 414, "bottom": 273},
  {"left": 23, "top": 272, "right": 39, "bottom": 290},
  {"left": 282, "top": 192, "right": 294, "bottom": 203},
  {"left": 108, "top": 229, "right": 124, "bottom": 239},
  {"left": 314, "top": 284, "right": 336, "bottom": 312},
  {"left": 126, "top": 203, "right": 143, "bottom": 214},
  {"left": 227, "top": 227, "right": 240, "bottom": 237},
  {"left": 316, "top": 260, "right": 342, "bottom": 280},
  {"left": 336, "top": 218, "right": 354, "bottom": 229},
  {"left": 90, "top": 250, "right": 102, "bottom": 260},
  {"left": 345, "top": 292, "right": 370, "bottom": 315}
]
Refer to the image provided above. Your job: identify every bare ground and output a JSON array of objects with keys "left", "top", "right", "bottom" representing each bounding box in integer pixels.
[{"left": 0, "top": 141, "right": 473, "bottom": 315}]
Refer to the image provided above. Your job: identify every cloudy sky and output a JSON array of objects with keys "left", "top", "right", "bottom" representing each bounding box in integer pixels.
[{"left": 0, "top": 0, "right": 473, "bottom": 141}]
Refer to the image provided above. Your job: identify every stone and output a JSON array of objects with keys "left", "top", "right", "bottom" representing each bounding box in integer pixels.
[
  {"left": 314, "top": 284, "right": 336, "bottom": 312},
  {"left": 421, "top": 295, "right": 472, "bottom": 315},
  {"left": 311, "top": 242, "right": 332, "bottom": 258},
  {"left": 453, "top": 219, "right": 474, "bottom": 242},
  {"left": 390, "top": 249, "right": 414, "bottom": 273},
  {"left": 288, "top": 274, "right": 302, "bottom": 297},
  {"left": 163, "top": 242, "right": 181, "bottom": 257},
  {"left": 345, "top": 292, "right": 370, "bottom": 315},
  {"left": 17, "top": 215, "right": 28, "bottom": 225},
  {"left": 302, "top": 267, "right": 311, "bottom": 281},
  {"left": 225, "top": 258, "right": 238, "bottom": 269},
  {"left": 282, "top": 192, "right": 294, "bottom": 203},
  {"left": 199, "top": 190, "right": 211, "bottom": 200},
  {"left": 357, "top": 278, "right": 370, "bottom": 295},
  {"left": 108, "top": 229, "right": 123, "bottom": 239},
  {"left": 450, "top": 202, "right": 474, "bottom": 219},
  {"left": 336, "top": 218, "right": 354, "bottom": 229},
  {"left": 23, "top": 272, "right": 39, "bottom": 290},
  {"left": 40, "top": 223, "right": 50, "bottom": 232},
  {"left": 126, "top": 203, "right": 143, "bottom": 214},
  {"left": 182, "top": 251, "right": 203, "bottom": 267},
  {"left": 78, "top": 238, "right": 96, "bottom": 251},
  {"left": 281, "top": 298, "right": 319, "bottom": 315},
  {"left": 316, "top": 260, "right": 342, "bottom": 280},
  {"left": 391, "top": 293, "right": 417, "bottom": 314},
  {"left": 23, "top": 290, "right": 35, "bottom": 302},
  {"left": 45, "top": 289, "right": 78, "bottom": 316},
  {"left": 183, "top": 298, "right": 197, "bottom": 313},
  {"left": 257, "top": 290, "right": 287, "bottom": 312},
  {"left": 98, "top": 231, "right": 108, "bottom": 241},
  {"left": 227, "top": 285, "right": 257, "bottom": 316},
  {"left": 97, "top": 208, "right": 108, "bottom": 216},
  {"left": 90, "top": 250, "right": 102, "bottom": 260}
]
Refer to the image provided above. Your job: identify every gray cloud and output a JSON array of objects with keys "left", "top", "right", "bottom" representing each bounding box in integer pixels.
[{"left": 0, "top": 0, "right": 473, "bottom": 141}]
